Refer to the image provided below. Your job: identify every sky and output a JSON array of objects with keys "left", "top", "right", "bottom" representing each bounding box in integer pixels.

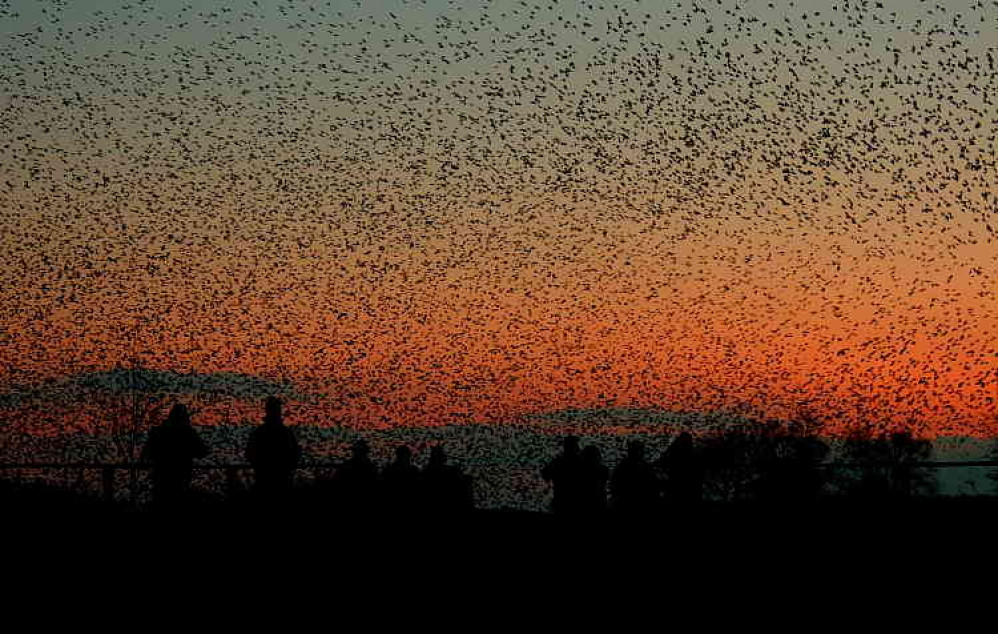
[{"left": 1, "top": 0, "right": 996, "bottom": 439}]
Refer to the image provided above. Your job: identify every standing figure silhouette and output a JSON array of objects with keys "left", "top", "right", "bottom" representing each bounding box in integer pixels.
[
  {"left": 141, "top": 403, "right": 208, "bottom": 508},
  {"left": 334, "top": 438, "right": 379, "bottom": 517},
  {"left": 246, "top": 397, "right": 301, "bottom": 501},
  {"left": 422, "top": 445, "right": 473, "bottom": 516},
  {"left": 382, "top": 445, "right": 420, "bottom": 516},
  {"left": 659, "top": 432, "right": 703, "bottom": 508},
  {"left": 611, "top": 440, "right": 660, "bottom": 518},
  {"left": 541, "top": 435, "right": 585, "bottom": 518}
]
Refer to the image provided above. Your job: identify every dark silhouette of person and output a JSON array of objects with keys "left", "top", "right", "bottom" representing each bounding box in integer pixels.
[
  {"left": 246, "top": 396, "right": 301, "bottom": 500},
  {"left": 541, "top": 435, "right": 585, "bottom": 517},
  {"left": 141, "top": 403, "right": 208, "bottom": 507},
  {"left": 422, "top": 445, "right": 473, "bottom": 516},
  {"left": 333, "top": 438, "right": 379, "bottom": 516},
  {"left": 658, "top": 432, "right": 703, "bottom": 507},
  {"left": 611, "top": 440, "right": 660, "bottom": 517},
  {"left": 579, "top": 444, "right": 608, "bottom": 517},
  {"left": 382, "top": 445, "right": 420, "bottom": 515}
]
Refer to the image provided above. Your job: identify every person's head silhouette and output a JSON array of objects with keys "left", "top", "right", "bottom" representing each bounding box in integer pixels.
[
  {"left": 165, "top": 403, "right": 191, "bottom": 427},
  {"left": 674, "top": 431, "right": 693, "bottom": 451},
  {"left": 563, "top": 435, "right": 580, "bottom": 456},
  {"left": 264, "top": 396, "right": 283, "bottom": 425},
  {"left": 582, "top": 445, "right": 602, "bottom": 465},
  {"left": 627, "top": 440, "right": 645, "bottom": 461},
  {"left": 394, "top": 445, "right": 412, "bottom": 466},
  {"left": 351, "top": 439, "right": 370, "bottom": 460},
  {"left": 429, "top": 445, "right": 447, "bottom": 467}
]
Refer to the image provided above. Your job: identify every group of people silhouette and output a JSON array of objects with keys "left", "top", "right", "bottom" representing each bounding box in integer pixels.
[
  {"left": 541, "top": 433, "right": 703, "bottom": 519},
  {"left": 326, "top": 439, "right": 474, "bottom": 516},
  {"left": 140, "top": 396, "right": 473, "bottom": 516},
  {"left": 139, "top": 396, "right": 709, "bottom": 518},
  {"left": 140, "top": 397, "right": 302, "bottom": 507}
]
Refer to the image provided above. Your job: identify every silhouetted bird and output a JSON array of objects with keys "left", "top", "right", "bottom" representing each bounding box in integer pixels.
[
  {"left": 610, "top": 440, "right": 660, "bottom": 517},
  {"left": 246, "top": 396, "right": 301, "bottom": 499},
  {"left": 541, "top": 435, "right": 585, "bottom": 517},
  {"left": 141, "top": 403, "right": 208, "bottom": 508}
]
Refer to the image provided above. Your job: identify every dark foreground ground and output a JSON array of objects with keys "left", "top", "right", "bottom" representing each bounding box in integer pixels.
[
  {"left": 5, "top": 481, "right": 994, "bottom": 617},
  {"left": 6, "top": 479, "right": 996, "bottom": 561}
]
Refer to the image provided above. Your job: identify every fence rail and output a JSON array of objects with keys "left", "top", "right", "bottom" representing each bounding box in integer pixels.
[{"left": 0, "top": 462, "right": 340, "bottom": 502}]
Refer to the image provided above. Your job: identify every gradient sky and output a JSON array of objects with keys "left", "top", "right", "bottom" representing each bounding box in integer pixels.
[{"left": 1, "top": 0, "right": 996, "bottom": 438}]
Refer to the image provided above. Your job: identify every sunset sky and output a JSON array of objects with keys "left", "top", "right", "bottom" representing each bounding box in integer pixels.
[{"left": 2, "top": 0, "right": 996, "bottom": 439}]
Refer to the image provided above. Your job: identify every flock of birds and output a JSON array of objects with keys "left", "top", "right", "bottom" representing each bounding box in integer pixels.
[{"left": 1, "top": 0, "right": 996, "bottom": 443}]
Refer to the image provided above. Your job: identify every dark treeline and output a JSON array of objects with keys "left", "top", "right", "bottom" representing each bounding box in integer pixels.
[{"left": 538, "top": 424, "right": 939, "bottom": 522}]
